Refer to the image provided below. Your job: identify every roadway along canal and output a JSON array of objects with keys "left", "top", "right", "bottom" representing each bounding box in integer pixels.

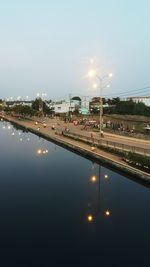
[{"left": 0, "top": 121, "right": 150, "bottom": 266}]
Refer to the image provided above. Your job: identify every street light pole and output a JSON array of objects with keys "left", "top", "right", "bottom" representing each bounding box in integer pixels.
[
  {"left": 69, "top": 93, "right": 72, "bottom": 120},
  {"left": 88, "top": 69, "right": 113, "bottom": 141},
  {"left": 98, "top": 77, "right": 103, "bottom": 139}
]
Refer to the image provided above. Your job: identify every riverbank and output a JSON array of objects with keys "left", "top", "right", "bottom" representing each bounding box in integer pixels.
[{"left": 1, "top": 115, "right": 150, "bottom": 183}]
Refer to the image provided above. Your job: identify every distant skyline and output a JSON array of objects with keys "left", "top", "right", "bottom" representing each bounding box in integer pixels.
[{"left": 0, "top": 0, "right": 150, "bottom": 100}]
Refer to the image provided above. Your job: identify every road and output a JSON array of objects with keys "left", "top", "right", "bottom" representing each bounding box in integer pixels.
[{"left": 36, "top": 117, "right": 150, "bottom": 153}]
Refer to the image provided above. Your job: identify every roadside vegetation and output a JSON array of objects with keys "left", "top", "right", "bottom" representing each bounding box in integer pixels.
[
  {"left": 103, "top": 97, "right": 150, "bottom": 116},
  {"left": 63, "top": 131, "right": 150, "bottom": 172}
]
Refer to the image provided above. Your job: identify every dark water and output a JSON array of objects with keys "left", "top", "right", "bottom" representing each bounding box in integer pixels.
[{"left": 0, "top": 121, "right": 150, "bottom": 267}]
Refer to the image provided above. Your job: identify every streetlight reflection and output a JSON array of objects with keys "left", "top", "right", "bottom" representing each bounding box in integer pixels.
[
  {"left": 87, "top": 214, "right": 93, "bottom": 222},
  {"left": 37, "top": 149, "right": 49, "bottom": 155},
  {"left": 91, "top": 175, "right": 97, "bottom": 182},
  {"left": 86, "top": 164, "right": 111, "bottom": 223},
  {"left": 105, "top": 210, "right": 111, "bottom": 216}
]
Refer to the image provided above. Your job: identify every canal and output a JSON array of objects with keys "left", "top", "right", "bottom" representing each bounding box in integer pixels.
[{"left": 0, "top": 121, "right": 150, "bottom": 266}]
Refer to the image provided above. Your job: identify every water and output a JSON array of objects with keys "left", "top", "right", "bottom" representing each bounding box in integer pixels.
[{"left": 0, "top": 121, "right": 150, "bottom": 266}]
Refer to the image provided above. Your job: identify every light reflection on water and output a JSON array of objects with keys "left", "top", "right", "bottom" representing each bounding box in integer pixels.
[{"left": 0, "top": 121, "right": 150, "bottom": 266}]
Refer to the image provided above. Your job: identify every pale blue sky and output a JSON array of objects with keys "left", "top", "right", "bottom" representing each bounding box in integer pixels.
[{"left": 0, "top": 0, "right": 150, "bottom": 100}]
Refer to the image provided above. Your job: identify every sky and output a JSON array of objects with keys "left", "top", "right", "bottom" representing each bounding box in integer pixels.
[{"left": 0, "top": 0, "right": 150, "bottom": 100}]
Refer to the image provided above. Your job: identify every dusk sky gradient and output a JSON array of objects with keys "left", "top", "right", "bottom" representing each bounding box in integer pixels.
[{"left": 0, "top": 0, "right": 150, "bottom": 100}]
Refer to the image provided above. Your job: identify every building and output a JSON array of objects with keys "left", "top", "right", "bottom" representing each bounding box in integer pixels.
[
  {"left": 78, "top": 96, "right": 90, "bottom": 115},
  {"left": 49, "top": 101, "right": 76, "bottom": 114},
  {"left": 48, "top": 96, "right": 91, "bottom": 115}
]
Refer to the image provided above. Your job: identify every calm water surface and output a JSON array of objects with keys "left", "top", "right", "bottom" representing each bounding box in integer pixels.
[{"left": 0, "top": 121, "right": 150, "bottom": 266}]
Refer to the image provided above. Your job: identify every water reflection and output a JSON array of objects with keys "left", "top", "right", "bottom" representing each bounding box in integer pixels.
[
  {"left": 1, "top": 121, "right": 50, "bottom": 156},
  {"left": 86, "top": 164, "right": 111, "bottom": 223},
  {"left": 0, "top": 120, "right": 150, "bottom": 266},
  {"left": 37, "top": 148, "right": 49, "bottom": 155}
]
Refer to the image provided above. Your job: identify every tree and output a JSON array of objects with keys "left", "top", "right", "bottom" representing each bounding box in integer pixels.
[
  {"left": 72, "top": 96, "right": 81, "bottom": 101},
  {"left": 12, "top": 105, "right": 34, "bottom": 116},
  {"left": 0, "top": 99, "right": 4, "bottom": 111},
  {"left": 32, "top": 98, "right": 40, "bottom": 111},
  {"left": 104, "top": 98, "right": 150, "bottom": 116}
]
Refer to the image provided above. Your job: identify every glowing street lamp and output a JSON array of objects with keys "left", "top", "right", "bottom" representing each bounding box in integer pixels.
[
  {"left": 88, "top": 68, "right": 113, "bottom": 139},
  {"left": 36, "top": 92, "right": 47, "bottom": 100},
  {"left": 88, "top": 69, "right": 96, "bottom": 78}
]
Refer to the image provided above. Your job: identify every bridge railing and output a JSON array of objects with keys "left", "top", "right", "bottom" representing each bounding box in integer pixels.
[{"left": 64, "top": 131, "right": 150, "bottom": 157}]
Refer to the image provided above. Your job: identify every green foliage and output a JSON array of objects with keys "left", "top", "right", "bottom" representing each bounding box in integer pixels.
[
  {"left": 32, "top": 98, "right": 40, "bottom": 111},
  {"left": 127, "top": 152, "right": 150, "bottom": 168},
  {"left": 4, "top": 106, "right": 11, "bottom": 113},
  {"left": 72, "top": 96, "right": 81, "bottom": 101},
  {"left": 43, "top": 102, "right": 51, "bottom": 114},
  {"left": 12, "top": 105, "right": 34, "bottom": 116},
  {"left": 32, "top": 98, "right": 51, "bottom": 114},
  {"left": 0, "top": 99, "right": 4, "bottom": 111},
  {"left": 104, "top": 98, "right": 150, "bottom": 116}
]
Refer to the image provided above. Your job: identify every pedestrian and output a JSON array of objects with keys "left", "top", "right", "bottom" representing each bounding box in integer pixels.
[
  {"left": 91, "top": 133, "right": 94, "bottom": 144},
  {"left": 101, "top": 130, "right": 104, "bottom": 137}
]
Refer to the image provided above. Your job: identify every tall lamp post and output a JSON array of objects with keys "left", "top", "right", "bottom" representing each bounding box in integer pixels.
[{"left": 88, "top": 69, "right": 113, "bottom": 139}]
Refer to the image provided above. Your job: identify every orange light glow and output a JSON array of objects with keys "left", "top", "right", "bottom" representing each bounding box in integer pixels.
[
  {"left": 37, "top": 149, "right": 42, "bottom": 155},
  {"left": 105, "top": 210, "right": 110, "bottom": 216},
  {"left": 87, "top": 215, "right": 93, "bottom": 222},
  {"left": 91, "top": 176, "right": 97, "bottom": 182}
]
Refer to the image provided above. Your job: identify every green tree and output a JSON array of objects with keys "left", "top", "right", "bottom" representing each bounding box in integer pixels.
[{"left": 32, "top": 98, "right": 40, "bottom": 111}]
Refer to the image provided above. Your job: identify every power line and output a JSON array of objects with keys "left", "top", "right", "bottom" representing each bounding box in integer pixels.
[
  {"left": 104, "top": 90, "right": 150, "bottom": 98},
  {"left": 103, "top": 86, "right": 150, "bottom": 98}
]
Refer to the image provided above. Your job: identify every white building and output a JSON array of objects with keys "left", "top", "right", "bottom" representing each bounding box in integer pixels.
[
  {"left": 49, "top": 96, "right": 91, "bottom": 115},
  {"left": 49, "top": 101, "right": 76, "bottom": 114}
]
